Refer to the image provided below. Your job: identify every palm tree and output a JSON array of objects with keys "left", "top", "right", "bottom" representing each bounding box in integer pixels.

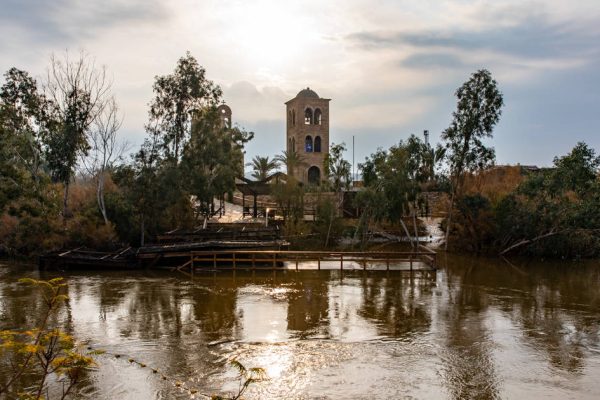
[
  {"left": 422, "top": 143, "right": 446, "bottom": 182},
  {"left": 275, "top": 149, "right": 307, "bottom": 178},
  {"left": 248, "top": 155, "right": 279, "bottom": 181}
]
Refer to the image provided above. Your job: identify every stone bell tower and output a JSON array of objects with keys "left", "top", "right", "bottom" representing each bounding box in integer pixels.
[
  {"left": 216, "top": 103, "right": 244, "bottom": 173},
  {"left": 285, "top": 87, "right": 330, "bottom": 184}
]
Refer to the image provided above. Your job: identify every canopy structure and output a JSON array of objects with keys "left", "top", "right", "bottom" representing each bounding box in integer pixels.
[{"left": 235, "top": 172, "right": 286, "bottom": 217}]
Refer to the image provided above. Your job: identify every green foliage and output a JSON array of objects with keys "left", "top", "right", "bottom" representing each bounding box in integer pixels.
[
  {"left": 248, "top": 155, "right": 279, "bottom": 180},
  {"left": 442, "top": 69, "right": 504, "bottom": 188},
  {"left": 358, "top": 135, "right": 429, "bottom": 224},
  {"left": 219, "top": 359, "right": 267, "bottom": 400},
  {"left": 314, "top": 195, "right": 345, "bottom": 246},
  {"left": 147, "top": 51, "right": 222, "bottom": 161},
  {"left": 182, "top": 109, "right": 251, "bottom": 216},
  {"left": 108, "top": 53, "right": 253, "bottom": 244},
  {"left": 43, "top": 52, "right": 112, "bottom": 216},
  {"left": 441, "top": 69, "right": 503, "bottom": 249},
  {"left": 324, "top": 142, "right": 351, "bottom": 192},
  {"left": 447, "top": 142, "right": 600, "bottom": 258},
  {"left": 450, "top": 194, "right": 495, "bottom": 253},
  {"left": 272, "top": 175, "right": 305, "bottom": 225},
  {"left": 275, "top": 148, "right": 307, "bottom": 178},
  {"left": 0, "top": 68, "right": 52, "bottom": 213}
]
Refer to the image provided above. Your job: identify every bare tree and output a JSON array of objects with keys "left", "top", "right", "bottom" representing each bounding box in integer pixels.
[
  {"left": 81, "top": 97, "right": 127, "bottom": 224},
  {"left": 43, "top": 50, "right": 112, "bottom": 217}
]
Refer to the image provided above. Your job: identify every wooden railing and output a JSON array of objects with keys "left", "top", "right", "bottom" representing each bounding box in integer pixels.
[{"left": 175, "top": 247, "right": 437, "bottom": 273}]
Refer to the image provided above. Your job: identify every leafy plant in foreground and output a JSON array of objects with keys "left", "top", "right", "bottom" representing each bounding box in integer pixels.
[{"left": 0, "top": 278, "right": 97, "bottom": 399}]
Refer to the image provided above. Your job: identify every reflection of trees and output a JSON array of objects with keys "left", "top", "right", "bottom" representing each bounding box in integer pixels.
[
  {"left": 0, "top": 275, "right": 102, "bottom": 397},
  {"left": 190, "top": 280, "right": 240, "bottom": 343},
  {"left": 440, "top": 255, "right": 600, "bottom": 398},
  {"left": 114, "top": 274, "right": 241, "bottom": 388},
  {"left": 440, "top": 261, "right": 501, "bottom": 400},
  {"left": 286, "top": 273, "right": 329, "bottom": 337},
  {"left": 0, "top": 276, "right": 45, "bottom": 330},
  {"left": 95, "top": 278, "right": 130, "bottom": 318},
  {"left": 502, "top": 262, "right": 600, "bottom": 374},
  {"left": 357, "top": 274, "right": 433, "bottom": 337}
]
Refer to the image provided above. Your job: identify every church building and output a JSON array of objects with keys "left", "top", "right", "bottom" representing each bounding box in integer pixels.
[{"left": 285, "top": 87, "right": 330, "bottom": 184}]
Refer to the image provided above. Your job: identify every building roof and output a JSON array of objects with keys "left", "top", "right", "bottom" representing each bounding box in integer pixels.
[{"left": 296, "top": 87, "right": 319, "bottom": 99}]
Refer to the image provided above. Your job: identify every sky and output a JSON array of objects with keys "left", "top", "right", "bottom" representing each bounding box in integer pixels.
[{"left": 1, "top": 0, "right": 599, "bottom": 171}]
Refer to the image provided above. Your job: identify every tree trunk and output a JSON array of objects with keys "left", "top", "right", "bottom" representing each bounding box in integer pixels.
[
  {"left": 140, "top": 216, "right": 145, "bottom": 246},
  {"left": 62, "top": 181, "right": 70, "bottom": 220},
  {"left": 399, "top": 218, "right": 414, "bottom": 249},
  {"left": 97, "top": 172, "right": 108, "bottom": 224},
  {"left": 412, "top": 205, "right": 419, "bottom": 247},
  {"left": 444, "top": 191, "right": 455, "bottom": 251}
]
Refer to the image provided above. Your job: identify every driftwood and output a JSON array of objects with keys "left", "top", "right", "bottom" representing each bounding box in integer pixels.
[{"left": 499, "top": 230, "right": 560, "bottom": 256}]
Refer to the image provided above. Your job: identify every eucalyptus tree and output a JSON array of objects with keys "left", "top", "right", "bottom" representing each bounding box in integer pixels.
[
  {"left": 248, "top": 155, "right": 279, "bottom": 180},
  {"left": 134, "top": 52, "right": 253, "bottom": 233},
  {"left": 441, "top": 69, "right": 503, "bottom": 250},
  {"left": 0, "top": 68, "right": 52, "bottom": 211},
  {"left": 359, "top": 143, "right": 416, "bottom": 246},
  {"left": 146, "top": 51, "right": 222, "bottom": 162},
  {"left": 181, "top": 107, "right": 252, "bottom": 221}
]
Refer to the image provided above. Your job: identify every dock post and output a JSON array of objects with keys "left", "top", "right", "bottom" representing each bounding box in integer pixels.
[
  {"left": 213, "top": 253, "right": 217, "bottom": 269},
  {"left": 340, "top": 254, "right": 343, "bottom": 271},
  {"left": 295, "top": 255, "right": 299, "bottom": 271},
  {"left": 233, "top": 253, "right": 236, "bottom": 271},
  {"left": 272, "top": 253, "right": 276, "bottom": 269},
  {"left": 386, "top": 258, "right": 390, "bottom": 271},
  {"left": 410, "top": 256, "right": 413, "bottom": 272},
  {"left": 317, "top": 256, "right": 321, "bottom": 271}
]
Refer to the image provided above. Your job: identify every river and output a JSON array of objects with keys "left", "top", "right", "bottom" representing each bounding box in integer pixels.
[{"left": 1, "top": 255, "right": 600, "bottom": 399}]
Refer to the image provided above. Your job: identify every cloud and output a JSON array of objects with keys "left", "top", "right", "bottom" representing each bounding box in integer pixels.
[
  {"left": 347, "top": 15, "right": 600, "bottom": 65},
  {"left": 223, "top": 81, "right": 290, "bottom": 124},
  {"left": 0, "top": 0, "right": 169, "bottom": 43},
  {"left": 2, "top": 0, "right": 599, "bottom": 168},
  {"left": 401, "top": 53, "right": 467, "bottom": 70}
]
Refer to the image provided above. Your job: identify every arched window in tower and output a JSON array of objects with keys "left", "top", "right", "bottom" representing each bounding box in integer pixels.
[
  {"left": 288, "top": 110, "right": 292, "bottom": 127},
  {"left": 308, "top": 166, "right": 321, "bottom": 185},
  {"left": 304, "top": 108, "right": 313, "bottom": 125},
  {"left": 314, "top": 136, "right": 322, "bottom": 152},
  {"left": 305, "top": 135, "right": 313, "bottom": 152},
  {"left": 292, "top": 137, "right": 296, "bottom": 151},
  {"left": 292, "top": 110, "right": 296, "bottom": 126},
  {"left": 314, "top": 108, "right": 322, "bottom": 125}
]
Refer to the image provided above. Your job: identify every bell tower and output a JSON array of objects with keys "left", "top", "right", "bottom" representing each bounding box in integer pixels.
[{"left": 285, "top": 87, "right": 330, "bottom": 184}]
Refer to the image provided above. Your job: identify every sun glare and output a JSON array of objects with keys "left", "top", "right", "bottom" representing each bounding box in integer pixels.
[{"left": 231, "top": 2, "right": 313, "bottom": 71}]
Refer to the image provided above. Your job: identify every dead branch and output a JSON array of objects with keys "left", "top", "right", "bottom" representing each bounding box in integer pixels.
[{"left": 499, "top": 230, "right": 560, "bottom": 256}]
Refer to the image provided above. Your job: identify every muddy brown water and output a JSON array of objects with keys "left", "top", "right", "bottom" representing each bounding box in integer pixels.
[{"left": 1, "top": 254, "right": 600, "bottom": 399}]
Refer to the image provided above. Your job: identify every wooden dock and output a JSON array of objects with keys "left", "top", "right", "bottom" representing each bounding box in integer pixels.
[{"left": 173, "top": 245, "right": 437, "bottom": 274}]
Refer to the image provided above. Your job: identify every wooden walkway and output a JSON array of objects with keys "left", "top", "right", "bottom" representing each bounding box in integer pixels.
[{"left": 173, "top": 245, "right": 437, "bottom": 274}]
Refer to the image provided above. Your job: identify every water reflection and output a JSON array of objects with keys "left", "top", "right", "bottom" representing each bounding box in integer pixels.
[{"left": 1, "top": 258, "right": 600, "bottom": 399}]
